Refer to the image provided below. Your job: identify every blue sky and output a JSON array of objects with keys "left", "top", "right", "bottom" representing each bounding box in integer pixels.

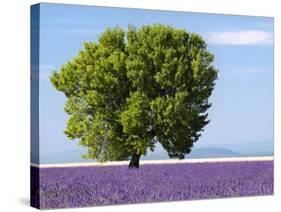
[{"left": 35, "top": 3, "right": 274, "bottom": 163}]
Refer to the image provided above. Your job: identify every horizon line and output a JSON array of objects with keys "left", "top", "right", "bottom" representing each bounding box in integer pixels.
[{"left": 31, "top": 156, "right": 273, "bottom": 168}]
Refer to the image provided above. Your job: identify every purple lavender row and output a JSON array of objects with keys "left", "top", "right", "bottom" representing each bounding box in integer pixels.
[{"left": 32, "top": 160, "right": 273, "bottom": 209}]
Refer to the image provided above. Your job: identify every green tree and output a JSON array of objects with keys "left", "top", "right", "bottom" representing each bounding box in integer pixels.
[{"left": 50, "top": 24, "right": 218, "bottom": 168}]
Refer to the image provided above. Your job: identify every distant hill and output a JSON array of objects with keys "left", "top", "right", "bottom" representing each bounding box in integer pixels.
[
  {"left": 142, "top": 147, "right": 242, "bottom": 160},
  {"left": 38, "top": 141, "right": 273, "bottom": 164},
  {"left": 187, "top": 147, "right": 242, "bottom": 158},
  {"left": 40, "top": 149, "right": 96, "bottom": 164}
]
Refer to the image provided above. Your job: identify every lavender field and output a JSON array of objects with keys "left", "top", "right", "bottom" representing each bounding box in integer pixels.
[{"left": 31, "top": 160, "right": 273, "bottom": 209}]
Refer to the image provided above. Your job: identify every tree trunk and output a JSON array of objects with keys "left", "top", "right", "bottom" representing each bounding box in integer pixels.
[{"left": 128, "top": 152, "right": 141, "bottom": 168}]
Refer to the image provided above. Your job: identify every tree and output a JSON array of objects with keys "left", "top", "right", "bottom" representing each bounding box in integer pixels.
[{"left": 50, "top": 24, "right": 218, "bottom": 168}]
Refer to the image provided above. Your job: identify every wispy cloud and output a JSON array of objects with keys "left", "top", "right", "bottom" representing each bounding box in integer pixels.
[
  {"left": 207, "top": 30, "right": 273, "bottom": 45},
  {"left": 40, "top": 64, "right": 56, "bottom": 72},
  {"left": 41, "top": 27, "right": 102, "bottom": 36},
  {"left": 218, "top": 65, "right": 268, "bottom": 76},
  {"left": 243, "top": 68, "right": 264, "bottom": 74},
  {"left": 39, "top": 64, "right": 56, "bottom": 80}
]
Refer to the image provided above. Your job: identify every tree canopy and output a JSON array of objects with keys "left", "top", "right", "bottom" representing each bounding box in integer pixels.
[{"left": 50, "top": 24, "right": 218, "bottom": 168}]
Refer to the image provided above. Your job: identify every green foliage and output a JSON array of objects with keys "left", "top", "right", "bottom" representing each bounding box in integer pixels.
[{"left": 50, "top": 24, "right": 218, "bottom": 162}]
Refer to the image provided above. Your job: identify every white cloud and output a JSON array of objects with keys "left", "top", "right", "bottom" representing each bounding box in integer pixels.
[{"left": 207, "top": 30, "right": 273, "bottom": 45}]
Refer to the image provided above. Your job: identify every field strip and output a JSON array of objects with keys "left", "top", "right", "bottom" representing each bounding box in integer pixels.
[{"left": 31, "top": 156, "right": 273, "bottom": 168}]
